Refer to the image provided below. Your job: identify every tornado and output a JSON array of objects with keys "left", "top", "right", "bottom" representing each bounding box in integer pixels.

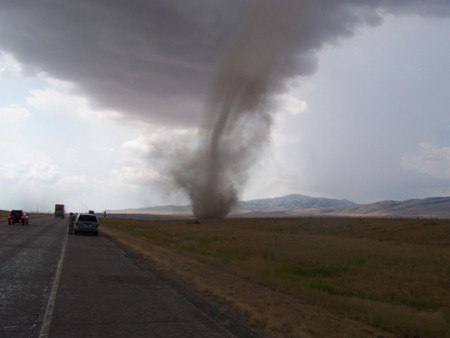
[{"left": 172, "top": 0, "right": 304, "bottom": 218}]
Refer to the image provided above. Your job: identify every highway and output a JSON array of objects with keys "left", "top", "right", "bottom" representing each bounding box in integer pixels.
[
  {"left": 0, "top": 217, "right": 64, "bottom": 337},
  {"left": 0, "top": 216, "right": 258, "bottom": 338}
]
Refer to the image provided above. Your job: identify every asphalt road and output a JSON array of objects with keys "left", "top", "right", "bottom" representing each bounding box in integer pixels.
[
  {"left": 1, "top": 217, "right": 257, "bottom": 338},
  {"left": 0, "top": 217, "right": 65, "bottom": 337}
]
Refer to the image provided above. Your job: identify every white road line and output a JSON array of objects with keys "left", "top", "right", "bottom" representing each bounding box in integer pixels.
[{"left": 39, "top": 230, "right": 68, "bottom": 338}]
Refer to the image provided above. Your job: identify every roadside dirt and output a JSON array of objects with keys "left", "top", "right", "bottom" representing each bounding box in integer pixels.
[{"left": 101, "top": 224, "right": 395, "bottom": 338}]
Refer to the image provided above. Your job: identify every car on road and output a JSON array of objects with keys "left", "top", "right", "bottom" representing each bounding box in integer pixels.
[
  {"left": 73, "top": 213, "right": 99, "bottom": 235},
  {"left": 8, "top": 210, "right": 29, "bottom": 225}
]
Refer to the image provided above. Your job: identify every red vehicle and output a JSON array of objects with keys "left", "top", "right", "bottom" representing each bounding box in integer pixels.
[{"left": 8, "top": 210, "right": 29, "bottom": 225}]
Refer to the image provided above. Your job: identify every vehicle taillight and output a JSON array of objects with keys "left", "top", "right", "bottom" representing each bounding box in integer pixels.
[{"left": 21, "top": 216, "right": 24, "bottom": 219}]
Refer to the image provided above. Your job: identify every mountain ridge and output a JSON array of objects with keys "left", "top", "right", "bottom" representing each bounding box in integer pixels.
[{"left": 108, "top": 194, "right": 450, "bottom": 218}]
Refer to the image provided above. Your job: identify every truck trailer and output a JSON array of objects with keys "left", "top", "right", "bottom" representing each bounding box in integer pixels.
[{"left": 55, "top": 204, "right": 65, "bottom": 218}]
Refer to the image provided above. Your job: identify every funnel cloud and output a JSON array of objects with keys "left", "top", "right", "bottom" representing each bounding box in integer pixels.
[{"left": 170, "top": 1, "right": 305, "bottom": 218}]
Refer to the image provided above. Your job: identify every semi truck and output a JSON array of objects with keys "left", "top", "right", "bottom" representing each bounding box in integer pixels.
[{"left": 55, "top": 204, "right": 65, "bottom": 218}]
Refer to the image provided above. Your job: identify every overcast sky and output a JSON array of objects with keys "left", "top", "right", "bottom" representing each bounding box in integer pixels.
[{"left": 1, "top": 0, "right": 450, "bottom": 213}]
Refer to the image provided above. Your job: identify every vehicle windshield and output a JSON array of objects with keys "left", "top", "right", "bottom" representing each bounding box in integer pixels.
[
  {"left": 10, "top": 210, "right": 22, "bottom": 216},
  {"left": 78, "top": 215, "right": 97, "bottom": 222}
]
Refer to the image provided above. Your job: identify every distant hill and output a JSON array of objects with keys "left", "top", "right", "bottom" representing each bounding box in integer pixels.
[
  {"left": 110, "top": 204, "right": 191, "bottom": 215},
  {"left": 311, "top": 196, "right": 450, "bottom": 218},
  {"left": 108, "top": 194, "right": 356, "bottom": 217},
  {"left": 108, "top": 194, "right": 450, "bottom": 218},
  {"left": 235, "top": 194, "right": 356, "bottom": 213}
]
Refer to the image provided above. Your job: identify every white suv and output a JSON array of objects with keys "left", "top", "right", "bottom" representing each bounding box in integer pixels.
[{"left": 74, "top": 213, "right": 99, "bottom": 235}]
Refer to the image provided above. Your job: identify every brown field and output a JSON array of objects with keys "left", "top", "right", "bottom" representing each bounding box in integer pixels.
[{"left": 100, "top": 217, "right": 450, "bottom": 336}]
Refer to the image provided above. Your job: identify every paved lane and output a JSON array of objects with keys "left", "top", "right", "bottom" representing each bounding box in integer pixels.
[
  {"left": 1, "top": 217, "right": 260, "bottom": 337},
  {"left": 47, "top": 230, "right": 242, "bottom": 337},
  {"left": 0, "top": 217, "right": 67, "bottom": 338}
]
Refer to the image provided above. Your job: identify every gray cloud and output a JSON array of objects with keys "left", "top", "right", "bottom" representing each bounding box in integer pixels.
[
  {"left": 1, "top": 0, "right": 448, "bottom": 127},
  {"left": 0, "top": 0, "right": 253, "bottom": 125}
]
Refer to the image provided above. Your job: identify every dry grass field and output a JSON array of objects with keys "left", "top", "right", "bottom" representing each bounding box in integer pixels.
[{"left": 100, "top": 217, "right": 449, "bottom": 337}]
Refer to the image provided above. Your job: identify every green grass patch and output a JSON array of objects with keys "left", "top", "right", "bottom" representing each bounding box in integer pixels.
[{"left": 285, "top": 264, "right": 347, "bottom": 278}]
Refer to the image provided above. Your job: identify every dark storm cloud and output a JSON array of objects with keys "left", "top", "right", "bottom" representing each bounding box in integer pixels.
[
  {"left": 0, "top": 0, "right": 449, "bottom": 126},
  {"left": 0, "top": 0, "right": 254, "bottom": 125}
]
